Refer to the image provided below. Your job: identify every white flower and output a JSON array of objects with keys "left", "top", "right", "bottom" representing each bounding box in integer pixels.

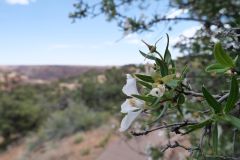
[
  {"left": 149, "top": 84, "right": 165, "bottom": 97},
  {"left": 119, "top": 74, "right": 144, "bottom": 132}
]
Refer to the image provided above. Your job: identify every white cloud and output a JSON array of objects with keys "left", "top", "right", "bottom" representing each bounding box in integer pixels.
[
  {"left": 122, "top": 33, "right": 155, "bottom": 45},
  {"left": 5, "top": 0, "right": 34, "bottom": 5},
  {"left": 170, "top": 25, "right": 202, "bottom": 45},
  {"left": 169, "top": 25, "right": 202, "bottom": 58},
  {"left": 166, "top": 9, "right": 188, "bottom": 19},
  {"left": 123, "top": 34, "right": 141, "bottom": 45}
]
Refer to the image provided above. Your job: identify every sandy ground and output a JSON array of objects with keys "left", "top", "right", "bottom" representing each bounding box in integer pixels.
[{"left": 0, "top": 127, "right": 190, "bottom": 160}]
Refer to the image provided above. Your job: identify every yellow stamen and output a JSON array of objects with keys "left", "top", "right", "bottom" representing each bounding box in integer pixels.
[{"left": 128, "top": 98, "right": 137, "bottom": 107}]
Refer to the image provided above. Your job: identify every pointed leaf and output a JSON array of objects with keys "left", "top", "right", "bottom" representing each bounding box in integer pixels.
[
  {"left": 234, "top": 55, "right": 239, "bottom": 64},
  {"left": 180, "top": 65, "right": 188, "bottom": 78},
  {"left": 135, "top": 74, "right": 154, "bottom": 83},
  {"left": 224, "top": 115, "right": 240, "bottom": 129},
  {"left": 176, "top": 105, "right": 183, "bottom": 117},
  {"left": 164, "top": 34, "right": 171, "bottom": 64},
  {"left": 214, "top": 43, "right": 234, "bottom": 67},
  {"left": 155, "top": 59, "right": 168, "bottom": 76},
  {"left": 177, "top": 94, "right": 185, "bottom": 105},
  {"left": 224, "top": 76, "right": 239, "bottom": 113},
  {"left": 137, "top": 80, "right": 152, "bottom": 89},
  {"left": 171, "top": 60, "right": 175, "bottom": 68},
  {"left": 161, "top": 74, "right": 176, "bottom": 83},
  {"left": 186, "top": 119, "right": 212, "bottom": 133},
  {"left": 139, "top": 50, "right": 156, "bottom": 60},
  {"left": 202, "top": 86, "right": 222, "bottom": 113},
  {"left": 205, "top": 63, "right": 230, "bottom": 73}
]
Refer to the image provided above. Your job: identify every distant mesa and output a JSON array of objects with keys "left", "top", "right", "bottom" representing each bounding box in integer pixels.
[
  {"left": 0, "top": 65, "right": 109, "bottom": 91},
  {"left": 0, "top": 65, "right": 109, "bottom": 80}
]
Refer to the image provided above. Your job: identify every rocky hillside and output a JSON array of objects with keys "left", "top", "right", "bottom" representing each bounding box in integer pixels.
[{"left": 0, "top": 65, "right": 109, "bottom": 80}]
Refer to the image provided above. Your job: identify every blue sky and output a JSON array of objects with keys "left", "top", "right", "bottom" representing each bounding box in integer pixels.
[{"left": 0, "top": 0, "right": 200, "bottom": 65}]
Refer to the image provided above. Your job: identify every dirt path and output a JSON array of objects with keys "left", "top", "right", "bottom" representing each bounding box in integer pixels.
[
  {"left": 98, "top": 131, "right": 190, "bottom": 160},
  {"left": 0, "top": 129, "right": 190, "bottom": 160}
]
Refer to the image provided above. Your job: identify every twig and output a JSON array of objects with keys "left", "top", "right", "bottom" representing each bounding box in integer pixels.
[
  {"left": 161, "top": 141, "right": 199, "bottom": 153},
  {"left": 218, "top": 93, "right": 230, "bottom": 103},
  {"left": 131, "top": 120, "right": 197, "bottom": 136}
]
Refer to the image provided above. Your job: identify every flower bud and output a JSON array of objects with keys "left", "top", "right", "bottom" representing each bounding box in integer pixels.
[{"left": 149, "top": 85, "right": 165, "bottom": 97}]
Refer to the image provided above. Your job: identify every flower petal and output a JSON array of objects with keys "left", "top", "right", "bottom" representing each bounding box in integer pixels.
[
  {"left": 119, "top": 110, "right": 142, "bottom": 132},
  {"left": 122, "top": 74, "right": 139, "bottom": 96},
  {"left": 121, "top": 99, "right": 139, "bottom": 113}
]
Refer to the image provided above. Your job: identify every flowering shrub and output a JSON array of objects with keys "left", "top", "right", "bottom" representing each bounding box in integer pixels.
[{"left": 119, "top": 34, "right": 240, "bottom": 159}]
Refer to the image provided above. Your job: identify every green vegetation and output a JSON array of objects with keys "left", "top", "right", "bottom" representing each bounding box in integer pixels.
[
  {"left": 0, "top": 66, "right": 137, "bottom": 149},
  {"left": 0, "top": 50, "right": 237, "bottom": 159},
  {"left": 70, "top": 0, "right": 240, "bottom": 56},
  {"left": 80, "top": 148, "right": 90, "bottom": 156},
  {"left": 37, "top": 104, "right": 107, "bottom": 141},
  {"left": 74, "top": 133, "right": 84, "bottom": 144},
  {"left": 123, "top": 37, "right": 240, "bottom": 159}
]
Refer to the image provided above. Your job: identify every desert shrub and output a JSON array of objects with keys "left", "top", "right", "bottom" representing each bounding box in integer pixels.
[
  {"left": 29, "top": 103, "right": 108, "bottom": 150},
  {"left": 75, "top": 67, "right": 126, "bottom": 112},
  {"left": 73, "top": 133, "right": 84, "bottom": 144},
  {"left": 0, "top": 94, "right": 43, "bottom": 146}
]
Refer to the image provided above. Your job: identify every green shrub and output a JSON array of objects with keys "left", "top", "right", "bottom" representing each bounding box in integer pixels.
[
  {"left": 29, "top": 103, "right": 108, "bottom": 150},
  {"left": 0, "top": 94, "right": 43, "bottom": 146},
  {"left": 80, "top": 148, "right": 90, "bottom": 156},
  {"left": 74, "top": 133, "right": 84, "bottom": 144}
]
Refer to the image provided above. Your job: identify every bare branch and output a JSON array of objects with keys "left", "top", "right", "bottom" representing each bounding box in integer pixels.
[
  {"left": 161, "top": 141, "right": 199, "bottom": 153},
  {"left": 131, "top": 120, "right": 197, "bottom": 136}
]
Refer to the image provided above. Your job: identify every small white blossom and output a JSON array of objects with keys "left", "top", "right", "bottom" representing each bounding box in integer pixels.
[
  {"left": 149, "top": 84, "right": 165, "bottom": 97},
  {"left": 119, "top": 74, "right": 144, "bottom": 132}
]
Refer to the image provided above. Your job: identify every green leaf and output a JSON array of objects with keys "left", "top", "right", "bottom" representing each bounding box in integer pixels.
[
  {"left": 202, "top": 86, "right": 222, "bottom": 114},
  {"left": 164, "top": 50, "right": 171, "bottom": 64},
  {"left": 186, "top": 119, "right": 212, "bottom": 133},
  {"left": 212, "top": 122, "right": 218, "bottom": 155},
  {"left": 171, "top": 60, "right": 175, "bottom": 68},
  {"left": 166, "top": 80, "right": 180, "bottom": 88},
  {"left": 176, "top": 105, "right": 183, "bottom": 117},
  {"left": 135, "top": 74, "right": 154, "bottom": 83},
  {"left": 224, "top": 115, "right": 240, "bottom": 129},
  {"left": 234, "top": 55, "right": 239, "bottom": 64},
  {"left": 137, "top": 80, "right": 152, "bottom": 90},
  {"left": 214, "top": 43, "right": 234, "bottom": 67},
  {"left": 164, "top": 34, "right": 171, "bottom": 64},
  {"left": 139, "top": 50, "right": 156, "bottom": 60},
  {"left": 155, "top": 59, "right": 168, "bottom": 76},
  {"left": 205, "top": 63, "right": 230, "bottom": 73},
  {"left": 180, "top": 65, "right": 188, "bottom": 78},
  {"left": 177, "top": 94, "right": 185, "bottom": 105},
  {"left": 161, "top": 74, "right": 176, "bottom": 83},
  {"left": 224, "top": 76, "right": 239, "bottom": 114},
  {"left": 131, "top": 94, "right": 156, "bottom": 103}
]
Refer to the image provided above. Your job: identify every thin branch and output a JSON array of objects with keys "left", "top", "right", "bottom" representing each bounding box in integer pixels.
[
  {"left": 148, "top": 17, "right": 216, "bottom": 27},
  {"left": 218, "top": 93, "right": 229, "bottom": 103},
  {"left": 131, "top": 120, "right": 197, "bottom": 136},
  {"left": 161, "top": 141, "right": 199, "bottom": 153}
]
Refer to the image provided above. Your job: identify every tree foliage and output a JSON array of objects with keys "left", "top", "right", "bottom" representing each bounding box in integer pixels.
[{"left": 70, "top": 0, "right": 240, "bottom": 54}]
